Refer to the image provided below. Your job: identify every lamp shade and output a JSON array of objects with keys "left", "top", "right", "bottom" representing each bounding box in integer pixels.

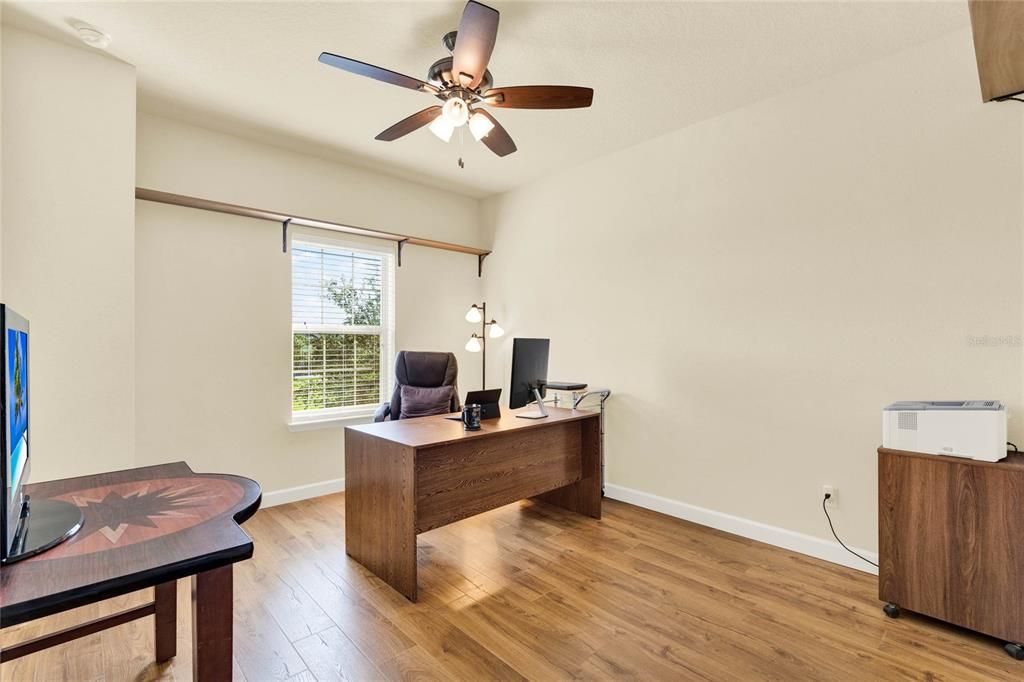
[
  {"left": 442, "top": 97, "right": 470, "bottom": 127},
  {"left": 488, "top": 321, "right": 504, "bottom": 338},
  {"left": 465, "top": 334, "right": 482, "bottom": 352},
  {"left": 429, "top": 116, "right": 455, "bottom": 142},
  {"left": 465, "top": 305, "right": 483, "bottom": 323},
  {"left": 468, "top": 111, "right": 495, "bottom": 141}
]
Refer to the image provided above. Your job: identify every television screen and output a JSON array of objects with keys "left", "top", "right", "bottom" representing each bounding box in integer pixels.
[
  {"left": 2, "top": 306, "right": 30, "bottom": 559},
  {"left": 8, "top": 328, "right": 28, "bottom": 500}
]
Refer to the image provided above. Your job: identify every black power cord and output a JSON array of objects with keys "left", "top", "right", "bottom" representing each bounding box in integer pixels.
[
  {"left": 822, "top": 493, "right": 878, "bottom": 568},
  {"left": 823, "top": 443, "right": 1020, "bottom": 570}
]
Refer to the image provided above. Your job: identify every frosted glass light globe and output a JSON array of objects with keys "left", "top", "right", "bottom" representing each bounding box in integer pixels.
[
  {"left": 442, "top": 97, "right": 469, "bottom": 127},
  {"left": 469, "top": 111, "right": 495, "bottom": 141},
  {"left": 429, "top": 116, "right": 454, "bottom": 142}
]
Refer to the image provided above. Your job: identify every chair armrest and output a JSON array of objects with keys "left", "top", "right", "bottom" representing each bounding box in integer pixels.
[{"left": 373, "top": 402, "right": 391, "bottom": 422}]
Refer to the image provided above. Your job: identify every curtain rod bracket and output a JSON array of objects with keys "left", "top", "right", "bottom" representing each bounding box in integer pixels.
[
  {"left": 397, "top": 239, "right": 409, "bottom": 267},
  {"left": 281, "top": 218, "right": 292, "bottom": 253}
]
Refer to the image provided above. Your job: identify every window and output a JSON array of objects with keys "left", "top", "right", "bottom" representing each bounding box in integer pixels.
[{"left": 291, "top": 237, "right": 394, "bottom": 421}]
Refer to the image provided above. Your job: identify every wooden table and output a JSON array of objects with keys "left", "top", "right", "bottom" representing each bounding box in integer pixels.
[
  {"left": 344, "top": 406, "right": 602, "bottom": 601},
  {"left": 0, "top": 462, "right": 261, "bottom": 679}
]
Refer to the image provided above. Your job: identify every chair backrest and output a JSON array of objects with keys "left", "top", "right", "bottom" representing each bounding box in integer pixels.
[{"left": 389, "top": 351, "right": 460, "bottom": 419}]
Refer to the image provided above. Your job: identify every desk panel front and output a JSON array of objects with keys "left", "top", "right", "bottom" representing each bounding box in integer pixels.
[{"left": 345, "top": 408, "right": 601, "bottom": 600}]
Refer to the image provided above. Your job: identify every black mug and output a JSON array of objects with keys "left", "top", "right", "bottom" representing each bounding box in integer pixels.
[{"left": 462, "top": 403, "right": 482, "bottom": 431}]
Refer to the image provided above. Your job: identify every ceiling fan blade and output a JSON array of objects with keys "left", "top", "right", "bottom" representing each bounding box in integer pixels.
[
  {"left": 375, "top": 106, "right": 443, "bottom": 141},
  {"left": 476, "top": 110, "right": 516, "bottom": 157},
  {"left": 484, "top": 85, "right": 594, "bottom": 109},
  {"left": 452, "top": 1, "right": 499, "bottom": 89},
  {"left": 319, "top": 52, "right": 437, "bottom": 94}
]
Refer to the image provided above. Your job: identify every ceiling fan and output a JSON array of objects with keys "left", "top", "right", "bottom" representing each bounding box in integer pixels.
[{"left": 318, "top": 0, "right": 593, "bottom": 158}]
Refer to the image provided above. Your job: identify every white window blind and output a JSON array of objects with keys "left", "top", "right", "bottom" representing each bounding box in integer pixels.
[{"left": 291, "top": 238, "right": 394, "bottom": 417}]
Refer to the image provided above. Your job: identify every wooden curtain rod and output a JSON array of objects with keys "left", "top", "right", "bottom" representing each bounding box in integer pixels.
[{"left": 134, "top": 187, "right": 492, "bottom": 259}]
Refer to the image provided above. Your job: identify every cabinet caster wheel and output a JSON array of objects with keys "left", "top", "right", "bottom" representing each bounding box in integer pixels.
[
  {"left": 1005, "top": 643, "right": 1024, "bottom": 660},
  {"left": 882, "top": 603, "right": 901, "bottom": 618}
]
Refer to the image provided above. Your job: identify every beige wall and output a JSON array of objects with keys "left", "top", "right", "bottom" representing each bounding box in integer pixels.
[
  {"left": 5, "top": 16, "right": 1023, "bottom": 570},
  {"left": 1, "top": 26, "right": 137, "bottom": 481},
  {"left": 482, "top": 29, "right": 1024, "bottom": 554},
  {"left": 135, "top": 113, "right": 483, "bottom": 494}
]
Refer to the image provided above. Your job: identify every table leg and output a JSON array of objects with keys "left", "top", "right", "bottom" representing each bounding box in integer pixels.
[
  {"left": 192, "top": 565, "right": 233, "bottom": 681},
  {"left": 154, "top": 580, "right": 177, "bottom": 662}
]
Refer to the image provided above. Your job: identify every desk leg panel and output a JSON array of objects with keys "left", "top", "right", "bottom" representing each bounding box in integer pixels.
[
  {"left": 192, "top": 565, "right": 233, "bottom": 681},
  {"left": 344, "top": 429, "right": 418, "bottom": 601},
  {"left": 534, "top": 416, "right": 602, "bottom": 519}
]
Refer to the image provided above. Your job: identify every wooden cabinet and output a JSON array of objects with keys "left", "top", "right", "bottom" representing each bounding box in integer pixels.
[
  {"left": 968, "top": 1, "right": 1024, "bottom": 101},
  {"left": 878, "top": 448, "right": 1024, "bottom": 656}
]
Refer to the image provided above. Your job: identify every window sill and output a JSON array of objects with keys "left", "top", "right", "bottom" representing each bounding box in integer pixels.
[{"left": 288, "top": 409, "right": 377, "bottom": 432}]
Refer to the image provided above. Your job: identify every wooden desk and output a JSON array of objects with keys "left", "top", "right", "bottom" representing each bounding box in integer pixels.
[
  {"left": 345, "top": 407, "right": 602, "bottom": 600},
  {"left": 0, "top": 462, "right": 261, "bottom": 680}
]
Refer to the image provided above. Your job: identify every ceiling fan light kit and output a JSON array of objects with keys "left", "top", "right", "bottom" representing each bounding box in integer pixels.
[
  {"left": 468, "top": 112, "right": 495, "bottom": 141},
  {"left": 318, "top": 1, "right": 594, "bottom": 159},
  {"left": 441, "top": 97, "right": 470, "bottom": 127},
  {"left": 429, "top": 116, "right": 455, "bottom": 143}
]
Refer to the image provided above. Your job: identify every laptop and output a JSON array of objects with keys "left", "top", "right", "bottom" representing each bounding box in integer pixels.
[{"left": 446, "top": 388, "right": 502, "bottom": 420}]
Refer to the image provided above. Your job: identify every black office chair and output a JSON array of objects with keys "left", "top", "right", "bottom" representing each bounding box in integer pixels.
[{"left": 374, "top": 351, "right": 460, "bottom": 421}]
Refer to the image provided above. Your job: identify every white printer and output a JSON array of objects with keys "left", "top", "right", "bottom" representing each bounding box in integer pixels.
[{"left": 882, "top": 401, "right": 1007, "bottom": 462}]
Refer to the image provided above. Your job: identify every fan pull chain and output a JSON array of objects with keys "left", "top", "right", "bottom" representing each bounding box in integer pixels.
[{"left": 458, "top": 125, "right": 465, "bottom": 169}]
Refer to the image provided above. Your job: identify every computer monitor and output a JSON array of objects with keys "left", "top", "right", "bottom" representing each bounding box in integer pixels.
[{"left": 509, "top": 338, "right": 550, "bottom": 419}]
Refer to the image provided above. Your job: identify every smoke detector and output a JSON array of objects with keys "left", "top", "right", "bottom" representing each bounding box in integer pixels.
[{"left": 71, "top": 21, "right": 111, "bottom": 49}]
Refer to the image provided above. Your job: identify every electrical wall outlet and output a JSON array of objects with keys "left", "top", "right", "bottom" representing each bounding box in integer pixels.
[{"left": 823, "top": 485, "right": 837, "bottom": 505}]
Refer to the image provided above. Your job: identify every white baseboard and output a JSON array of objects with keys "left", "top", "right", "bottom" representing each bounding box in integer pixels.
[
  {"left": 259, "top": 478, "right": 877, "bottom": 574},
  {"left": 604, "top": 483, "right": 879, "bottom": 575},
  {"left": 262, "top": 478, "right": 345, "bottom": 508}
]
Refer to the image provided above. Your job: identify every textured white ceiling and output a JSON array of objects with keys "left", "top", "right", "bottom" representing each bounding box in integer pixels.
[{"left": 5, "top": 1, "right": 970, "bottom": 197}]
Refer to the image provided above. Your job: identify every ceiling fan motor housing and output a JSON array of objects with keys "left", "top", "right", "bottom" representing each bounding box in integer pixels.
[{"left": 428, "top": 56, "right": 493, "bottom": 94}]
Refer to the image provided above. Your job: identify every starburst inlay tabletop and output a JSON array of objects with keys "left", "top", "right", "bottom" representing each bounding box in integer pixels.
[{"left": 0, "top": 462, "right": 261, "bottom": 627}]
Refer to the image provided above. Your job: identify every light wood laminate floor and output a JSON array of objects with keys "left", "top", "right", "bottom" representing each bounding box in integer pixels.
[{"left": 2, "top": 493, "right": 1019, "bottom": 681}]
